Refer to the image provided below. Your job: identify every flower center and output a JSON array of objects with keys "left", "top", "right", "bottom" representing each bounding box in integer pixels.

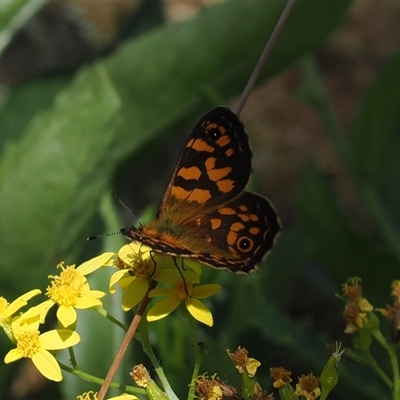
[
  {"left": 175, "top": 280, "right": 193, "bottom": 300},
  {"left": 46, "top": 264, "right": 85, "bottom": 307},
  {"left": 133, "top": 257, "right": 155, "bottom": 278},
  {"left": 16, "top": 330, "right": 40, "bottom": 358}
]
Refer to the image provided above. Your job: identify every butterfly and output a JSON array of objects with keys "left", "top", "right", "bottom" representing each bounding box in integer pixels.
[{"left": 121, "top": 107, "right": 280, "bottom": 273}]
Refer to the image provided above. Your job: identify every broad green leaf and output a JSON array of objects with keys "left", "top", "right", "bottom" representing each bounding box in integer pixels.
[
  {"left": 0, "top": 65, "right": 121, "bottom": 296},
  {"left": 351, "top": 51, "right": 400, "bottom": 260},
  {"left": 351, "top": 51, "right": 400, "bottom": 188},
  {"left": 0, "top": 0, "right": 49, "bottom": 56},
  {"left": 297, "top": 162, "right": 398, "bottom": 303}
]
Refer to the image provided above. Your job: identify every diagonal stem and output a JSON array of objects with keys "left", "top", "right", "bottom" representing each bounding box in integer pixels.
[
  {"left": 97, "top": 280, "right": 157, "bottom": 400},
  {"left": 235, "top": 0, "right": 297, "bottom": 116}
]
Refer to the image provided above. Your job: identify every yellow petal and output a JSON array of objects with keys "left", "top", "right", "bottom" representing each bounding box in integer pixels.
[
  {"left": 122, "top": 278, "right": 148, "bottom": 311},
  {"left": 148, "top": 288, "right": 172, "bottom": 298},
  {"left": 192, "top": 284, "right": 221, "bottom": 299},
  {"left": 147, "top": 297, "right": 180, "bottom": 322},
  {"left": 246, "top": 358, "right": 261, "bottom": 377},
  {"left": 4, "top": 348, "right": 23, "bottom": 363},
  {"left": 40, "top": 329, "right": 80, "bottom": 350},
  {"left": 77, "top": 252, "right": 115, "bottom": 275},
  {"left": 21, "top": 299, "right": 54, "bottom": 324},
  {"left": 184, "top": 259, "right": 203, "bottom": 275},
  {"left": 13, "top": 313, "right": 40, "bottom": 334},
  {"left": 7, "top": 289, "right": 42, "bottom": 316},
  {"left": 32, "top": 349, "right": 63, "bottom": 381},
  {"left": 57, "top": 305, "right": 77, "bottom": 327},
  {"left": 109, "top": 270, "right": 129, "bottom": 293},
  {"left": 155, "top": 269, "right": 200, "bottom": 285},
  {"left": 186, "top": 298, "right": 213, "bottom": 327},
  {"left": 75, "top": 296, "right": 103, "bottom": 309},
  {"left": 119, "top": 243, "right": 152, "bottom": 264},
  {"left": 86, "top": 290, "right": 105, "bottom": 299},
  {"left": 107, "top": 394, "right": 139, "bottom": 400}
]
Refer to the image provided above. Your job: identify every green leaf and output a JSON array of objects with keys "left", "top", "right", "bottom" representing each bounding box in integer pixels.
[
  {"left": 0, "top": 0, "right": 50, "bottom": 56},
  {"left": 351, "top": 51, "right": 400, "bottom": 189},
  {"left": 350, "top": 51, "right": 400, "bottom": 261},
  {"left": 0, "top": 65, "right": 121, "bottom": 296},
  {"left": 297, "top": 162, "right": 398, "bottom": 303}
]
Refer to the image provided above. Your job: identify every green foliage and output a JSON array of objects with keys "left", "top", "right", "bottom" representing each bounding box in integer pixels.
[{"left": 3, "top": 0, "right": 400, "bottom": 399}]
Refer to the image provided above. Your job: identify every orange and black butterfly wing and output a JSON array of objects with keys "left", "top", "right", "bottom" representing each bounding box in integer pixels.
[
  {"left": 121, "top": 191, "right": 279, "bottom": 273},
  {"left": 178, "top": 191, "right": 280, "bottom": 273},
  {"left": 157, "top": 106, "right": 252, "bottom": 217},
  {"left": 121, "top": 106, "right": 280, "bottom": 273}
]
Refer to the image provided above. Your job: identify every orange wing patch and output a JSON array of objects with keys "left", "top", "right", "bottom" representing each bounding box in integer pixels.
[
  {"left": 171, "top": 185, "right": 190, "bottom": 200},
  {"left": 215, "top": 135, "right": 231, "bottom": 147},
  {"left": 218, "top": 207, "right": 236, "bottom": 215},
  {"left": 211, "top": 219, "right": 222, "bottom": 229},
  {"left": 187, "top": 138, "right": 214, "bottom": 152},
  {"left": 207, "top": 167, "right": 231, "bottom": 182},
  {"left": 225, "top": 148, "right": 235, "bottom": 157},
  {"left": 216, "top": 179, "right": 235, "bottom": 193},
  {"left": 188, "top": 188, "right": 212, "bottom": 203},
  {"left": 177, "top": 166, "right": 201, "bottom": 180}
]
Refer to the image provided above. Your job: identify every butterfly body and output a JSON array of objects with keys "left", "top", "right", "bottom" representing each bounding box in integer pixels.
[{"left": 121, "top": 107, "right": 280, "bottom": 273}]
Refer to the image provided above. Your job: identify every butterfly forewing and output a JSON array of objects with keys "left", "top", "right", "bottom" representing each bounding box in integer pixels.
[{"left": 157, "top": 107, "right": 252, "bottom": 217}]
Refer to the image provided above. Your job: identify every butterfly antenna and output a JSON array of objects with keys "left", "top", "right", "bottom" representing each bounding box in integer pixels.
[
  {"left": 114, "top": 194, "right": 143, "bottom": 228},
  {"left": 87, "top": 231, "right": 121, "bottom": 241}
]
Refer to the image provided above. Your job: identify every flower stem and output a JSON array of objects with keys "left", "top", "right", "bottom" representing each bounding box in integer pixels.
[
  {"left": 96, "top": 306, "right": 128, "bottom": 332},
  {"left": 373, "top": 330, "right": 400, "bottom": 397},
  {"left": 187, "top": 317, "right": 202, "bottom": 400},
  {"left": 97, "top": 280, "right": 157, "bottom": 400},
  {"left": 139, "top": 314, "right": 180, "bottom": 400},
  {"left": 363, "top": 350, "right": 393, "bottom": 390},
  {"left": 68, "top": 346, "right": 78, "bottom": 369},
  {"left": 59, "top": 362, "right": 145, "bottom": 395}
]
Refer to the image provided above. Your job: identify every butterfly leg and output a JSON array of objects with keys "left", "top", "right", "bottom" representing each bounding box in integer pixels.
[
  {"left": 148, "top": 250, "right": 157, "bottom": 278},
  {"left": 173, "top": 257, "right": 189, "bottom": 296}
]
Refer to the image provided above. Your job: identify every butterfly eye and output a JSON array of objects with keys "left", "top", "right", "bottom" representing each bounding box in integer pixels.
[{"left": 237, "top": 236, "right": 254, "bottom": 253}]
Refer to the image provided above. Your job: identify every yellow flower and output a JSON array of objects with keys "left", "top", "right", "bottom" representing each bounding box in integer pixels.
[
  {"left": 131, "top": 364, "right": 169, "bottom": 399},
  {"left": 342, "top": 277, "right": 374, "bottom": 333},
  {"left": 4, "top": 314, "right": 80, "bottom": 381},
  {"left": 194, "top": 374, "right": 224, "bottom": 400},
  {"left": 110, "top": 243, "right": 177, "bottom": 311},
  {"left": 0, "top": 290, "right": 41, "bottom": 341},
  {"left": 147, "top": 268, "right": 221, "bottom": 326},
  {"left": 270, "top": 367, "right": 292, "bottom": 388},
  {"left": 377, "top": 280, "right": 400, "bottom": 334},
  {"left": 76, "top": 391, "right": 138, "bottom": 400},
  {"left": 227, "top": 347, "right": 261, "bottom": 377},
  {"left": 294, "top": 374, "right": 321, "bottom": 400},
  {"left": 23, "top": 253, "right": 113, "bottom": 328}
]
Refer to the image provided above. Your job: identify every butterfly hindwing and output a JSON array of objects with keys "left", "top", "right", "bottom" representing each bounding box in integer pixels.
[{"left": 180, "top": 191, "right": 280, "bottom": 272}]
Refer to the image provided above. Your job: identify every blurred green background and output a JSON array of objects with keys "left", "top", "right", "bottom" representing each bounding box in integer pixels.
[{"left": 1, "top": 0, "right": 400, "bottom": 399}]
